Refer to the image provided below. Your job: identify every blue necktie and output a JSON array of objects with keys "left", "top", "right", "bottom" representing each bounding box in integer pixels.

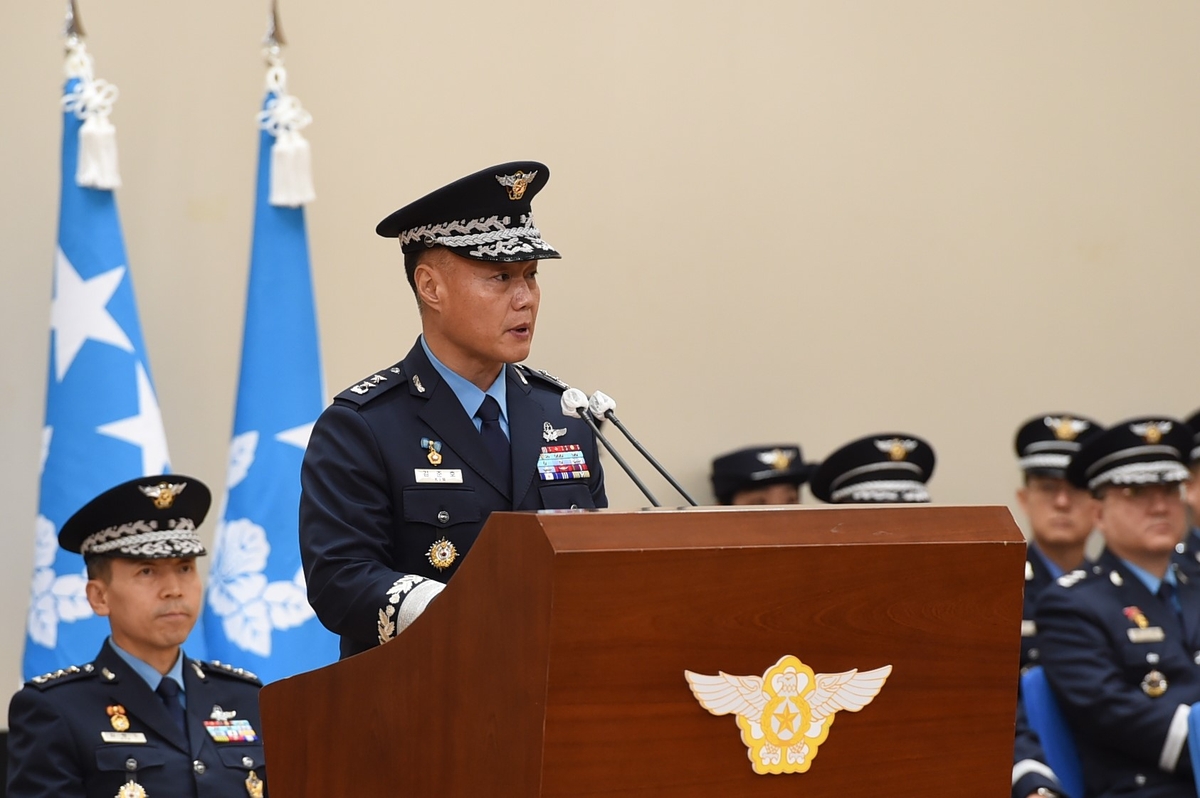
[
  {"left": 156, "top": 677, "right": 188, "bottom": 739},
  {"left": 1159, "top": 581, "right": 1185, "bottom": 631},
  {"left": 476, "top": 395, "right": 511, "bottom": 493}
]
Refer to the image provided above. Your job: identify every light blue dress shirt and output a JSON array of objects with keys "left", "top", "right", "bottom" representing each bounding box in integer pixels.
[
  {"left": 109, "top": 637, "right": 186, "bottom": 711},
  {"left": 1121, "top": 559, "right": 1179, "bottom": 612},
  {"left": 1030, "top": 543, "right": 1065, "bottom": 580},
  {"left": 420, "top": 335, "right": 509, "bottom": 439}
]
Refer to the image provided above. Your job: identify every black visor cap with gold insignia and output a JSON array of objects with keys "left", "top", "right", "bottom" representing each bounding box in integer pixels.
[
  {"left": 809, "top": 433, "right": 936, "bottom": 504},
  {"left": 59, "top": 474, "right": 211, "bottom": 560},
  {"left": 1014, "top": 413, "right": 1105, "bottom": 479},
  {"left": 1066, "top": 417, "right": 1192, "bottom": 492},
  {"left": 710, "top": 445, "right": 814, "bottom": 504},
  {"left": 375, "top": 161, "right": 562, "bottom": 263}
]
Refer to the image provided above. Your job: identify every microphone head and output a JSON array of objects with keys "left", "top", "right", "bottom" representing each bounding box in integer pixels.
[
  {"left": 561, "top": 388, "right": 589, "bottom": 418},
  {"left": 588, "top": 391, "right": 617, "bottom": 418}
]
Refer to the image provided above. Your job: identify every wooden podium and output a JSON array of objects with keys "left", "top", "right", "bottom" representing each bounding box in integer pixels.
[{"left": 261, "top": 505, "right": 1024, "bottom": 796}]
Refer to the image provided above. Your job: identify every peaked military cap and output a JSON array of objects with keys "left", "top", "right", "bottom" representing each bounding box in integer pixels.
[
  {"left": 375, "top": 161, "right": 562, "bottom": 262},
  {"left": 1185, "top": 408, "right": 1200, "bottom": 465},
  {"left": 710, "top": 444, "right": 814, "bottom": 505},
  {"left": 59, "top": 474, "right": 211, "bottom": 559},
  {"left": 1067, "top": 417, "right": 1192, "bottom": 491},
  {"left": 1014, "top": 413, "right": 1105, "bottom": 478},
  {"left": 809, "top": 433, "right": 936, "bottom": 504}
]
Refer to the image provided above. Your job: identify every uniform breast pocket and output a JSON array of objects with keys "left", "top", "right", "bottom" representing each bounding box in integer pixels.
[
  {"left": 94, "top": 744, "right": 169, "bottom": 773},
  {"left": 217, "top": 744, "right": 267, "bottom": 780},
  {"left": 538, "top": 482, "right": 596, "bottom": 510},
  {"left": 1121, "top": 644, "right": 1168, "bottom": 677},
  {"left": 403, "top": 487, "right": 482, "bottom": 530}
]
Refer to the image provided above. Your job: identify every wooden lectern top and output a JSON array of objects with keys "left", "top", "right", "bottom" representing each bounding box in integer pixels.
[{"left": 262, "top": 505, "right": 1024, "bottom": 797}]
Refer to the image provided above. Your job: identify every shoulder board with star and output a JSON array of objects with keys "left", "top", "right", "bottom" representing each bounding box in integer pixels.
[
  {"left": 26, "top": 663, "right": 98, "bottom": 691},
  {"left": 203, "top": 660, "right": 262, "bottom": 686},
  {"left": 334, "top": 363, "right": 406, "bottom": 406},
  {"left": 513, "top": 364, "right": 570, "bottom": 393},
  {"left": 1056, "top": 569, "right": 1090, "bottom": 589}
]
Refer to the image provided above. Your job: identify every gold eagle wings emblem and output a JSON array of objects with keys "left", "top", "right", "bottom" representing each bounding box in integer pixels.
[
  {"left": 137, "top": 481, "right": 187, "bottom": 509},
  {"left": 684, "top": 655, "right": 892, "bottom": 775}
]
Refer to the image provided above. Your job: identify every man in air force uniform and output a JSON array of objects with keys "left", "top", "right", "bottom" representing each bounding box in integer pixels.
[
  {"left": 300, "top": 161, "right": 607, "bottom": 659},
  {"left": 808, "top": 433, "right": 936, "bottom": 504},
  {"left": 709, "top": 444, "right": 814, "bottom": 505},
  {"left": 1036, "top": 418, "right": 1198, "bottom": 798},
  {"left": 1014, "top": 413, "right": 1104, "bottom": 672},
  {"left": 7, "top": 475, "right": 267, "bottom": 798}
]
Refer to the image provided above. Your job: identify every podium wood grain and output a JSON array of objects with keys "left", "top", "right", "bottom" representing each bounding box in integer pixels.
[{"left": 261, "top": 505, "right": 1024, "bottom": 796}]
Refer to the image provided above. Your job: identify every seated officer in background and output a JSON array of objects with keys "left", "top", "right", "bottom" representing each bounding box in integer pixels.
[
  {"left": 1037, "top": 418, "right": 1197, "bottom": 798},
  {"left": 300, "top": 162, "right": 606, "bottom": 659},
  {"left": 808, "top": 433, "right": 935, "bottom": 504},
  {"left": 1174, "top": 409, "right": 1200, "bottom": 567},
  {"left": 1014, "top": 413, "right": 1104, "bottom": 672},
  {"left": 7, "top": 475, "right": 267, "bottom": 798},
  {"left": 709, "top": 444, "right": 814, "bottom": 505}
]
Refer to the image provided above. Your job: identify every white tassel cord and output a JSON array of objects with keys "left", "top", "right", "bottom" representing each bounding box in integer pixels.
[
  {"left": 62, "top": 38, "right": 121, "bottom": 190},
  {"left": 257, "top": 61, "right": 315, "bottom": 207}
]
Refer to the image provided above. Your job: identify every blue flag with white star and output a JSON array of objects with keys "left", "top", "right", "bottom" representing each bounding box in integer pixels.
[
  {"left": 25, "top": 68, "right": 206, "bottom": 679},
  {"left": 202, "top": 90, "right": 337, "bottom": 682}
]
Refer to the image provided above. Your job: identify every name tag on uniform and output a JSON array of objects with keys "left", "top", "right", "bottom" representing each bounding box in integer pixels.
[
  {"left": 1021, "top": 620, "right": 1037, "bottom": 637},
  {"left": 414, "top": 469, "right": 463, "bottom": 484},
  {"left": 1128, "top": 627, "right": 1166, "bottom": 643},
  {"left": 101, "top": 732, "right": 147, "bottom": 744}
]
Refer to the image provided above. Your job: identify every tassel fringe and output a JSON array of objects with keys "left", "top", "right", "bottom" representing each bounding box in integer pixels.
[
  {"left": 62, "top": 40, "right": 121, "bottom": 190},
  {"left": 258, "top": 62, "right": 316, "bottom": 207}
]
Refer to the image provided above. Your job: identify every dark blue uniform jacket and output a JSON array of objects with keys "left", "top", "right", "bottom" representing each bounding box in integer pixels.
[
  {"left": 300, "top": 339, "right": 607, "bottom": 658},
  {"left": 7, "top": 640, "right": 266, "bottom": 798},
  {"left": 1023, "top": 546, "right": 1060, "bottom": 673},
  {"left": 1037, "top": 550, "right": 1200, "bottom": 798}
]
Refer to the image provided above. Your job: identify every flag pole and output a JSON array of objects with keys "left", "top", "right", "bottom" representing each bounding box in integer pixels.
[
  {"left": 200, "top": 0, "right": 335, "bottom": 680},
  {"left": 64, "top": 0, "right": 85, "bottom": 42}
]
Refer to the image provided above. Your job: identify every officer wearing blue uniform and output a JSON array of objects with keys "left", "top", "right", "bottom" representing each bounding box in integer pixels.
[
  {"left": 1014, "top": 413, "right": 1105, "bottom": 672},
  {"left": 300, "top": 162, "right": 606, "bottom": 659},
  {"left": 709, "top": 444, "right": 814, "bottom": 505},
  {"left": 1036, "top": 417, "right": 1197, "bottom": 798},
  {"left": 808, "top": 433, "right": 935, "bottom": 504},
  {"left": 7, "top": 475, "right": 267, "bottom": 798}
]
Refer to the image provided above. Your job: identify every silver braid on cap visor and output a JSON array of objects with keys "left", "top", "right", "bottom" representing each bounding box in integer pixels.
[
  {"left": 398, "top": 213, "right": 556, "bottom": 258},
  {"left": 830, "top": 480, "right": 930, "bottom": 503},
  {"left": 1088, "top": 461, "right": 1191, "bottom": 491},
  {"left": 1018, "top": 453, "right": 1071, "bottom": 471},
  {"left": 81, "top": 518, "right": 206, "bottom": 557}
]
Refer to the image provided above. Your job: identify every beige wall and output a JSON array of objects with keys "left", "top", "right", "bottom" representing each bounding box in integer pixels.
[{"left": 2, "top": 1, "right": 1199, "bottom": 707}]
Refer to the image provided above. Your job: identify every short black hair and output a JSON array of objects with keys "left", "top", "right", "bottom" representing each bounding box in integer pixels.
[
  {"left": 85, "top": 556, "right": 112, "bottom": 582},
  {"left": 403, "top": 250, "right": 422, "bottom": 297}
]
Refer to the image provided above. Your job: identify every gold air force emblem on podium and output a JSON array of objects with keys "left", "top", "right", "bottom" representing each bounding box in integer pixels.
[{"left": 685, "top": 655, "right": 892, "bottom": 775}]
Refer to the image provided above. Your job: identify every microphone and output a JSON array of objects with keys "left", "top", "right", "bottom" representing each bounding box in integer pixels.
[
  {"left": 588, "top": 391, "right": 698, "bottom": 506},
  {"left": 561, "top": 388, "right": 661, "bottom": 507}
]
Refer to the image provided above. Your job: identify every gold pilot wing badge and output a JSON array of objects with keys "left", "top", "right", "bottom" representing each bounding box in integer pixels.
[
  {"left": 1130, "top": 421, "right": 1171, "bottom": 445},
  {"left": 685, "top": 655, "right": 892, "bottom": 775},
  {"left": 138, "top": 481, "right": 186, "bottom": 509},
  {"left": 874, "top": 438, "right": 917, "bottom": 462},
  {"left": 756, "top": 449, "right": 795, "bottom": 471},
  {"left": 495, "top": 170, "right": 537, "bottom": 200}
]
